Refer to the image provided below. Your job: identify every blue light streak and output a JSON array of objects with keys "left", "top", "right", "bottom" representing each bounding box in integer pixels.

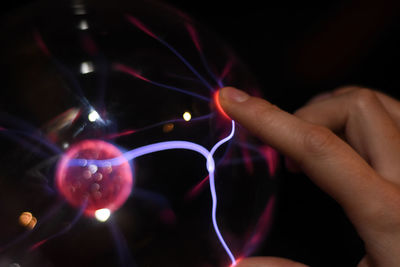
[{"left": 69, "top": 119, "right": 237, "bottom": 265}]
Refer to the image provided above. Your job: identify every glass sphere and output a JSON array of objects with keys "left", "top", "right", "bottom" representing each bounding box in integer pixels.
[{"left": 0, "top": 0, "right": 278, "bottom": 266}]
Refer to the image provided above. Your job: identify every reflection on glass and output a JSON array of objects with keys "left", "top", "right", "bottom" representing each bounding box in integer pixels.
[{"left": 0, "top": 0, "right": 278, "bottom": 266}]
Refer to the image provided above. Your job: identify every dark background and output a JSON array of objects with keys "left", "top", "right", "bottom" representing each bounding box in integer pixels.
[
  {"left": 2, "top": 0, "right": 400, "bottom": 266},
  {"left": 168, "top": 1, "right": 400, "bottom": 266}
]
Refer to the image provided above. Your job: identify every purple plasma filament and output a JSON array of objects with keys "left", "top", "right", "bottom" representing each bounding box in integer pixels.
[{"left": 69, "top": 120, "right": 237, "bottom": 264}]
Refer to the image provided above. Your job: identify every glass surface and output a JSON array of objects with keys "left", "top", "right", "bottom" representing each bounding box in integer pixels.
[{"left": 0, "top": 0, "right": 278, "bottom": 266}]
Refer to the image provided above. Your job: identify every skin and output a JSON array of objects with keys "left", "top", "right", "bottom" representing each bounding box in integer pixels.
[{"left": 219, "top": 86, "right": 400, "bottom": 267}]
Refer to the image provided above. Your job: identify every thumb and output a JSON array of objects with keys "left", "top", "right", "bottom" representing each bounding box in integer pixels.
[{"left": 235, "top": 257, "right": 309, "bottom": 267}]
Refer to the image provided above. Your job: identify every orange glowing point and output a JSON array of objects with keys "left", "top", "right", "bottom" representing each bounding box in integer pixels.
[
  {"left": 27, "top": 216, "right": 37, "bottom": 230},
  {"left": 163, "top": 123, "right": 174, "bottom": 133},
  {"left": 18, "top": 212, "right": 37, "bottom": 230},
  {"left": 230, "top": 258, "right": 243, "bottom": 267},
  {"left": 214, "top": 90, "right": 231, "bottom": 120},
  {"left": 18, "top": 212, "right": 33, "bottom": 227}
]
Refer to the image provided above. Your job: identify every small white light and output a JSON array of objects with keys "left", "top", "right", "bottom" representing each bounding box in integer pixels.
[
  {"left": 80, "top": 61, "right": 94, "bottom": 74},
  {"left": 95, "top": 208, "right": 111, "bottom": 222},
  {"left": 78, "top": 20, "right": 89, "bottom": 30},
  {"left": 73, "top": 4, "right": 87, "bottom": 15},
  {"left": 88, "top": 164, "right": 98, "bottom": 174},
  {"left": 207, "top": 156, "right": 215, "bottom": 172},
  {"left": 183, "top": 111, "right": 192, "bottom": 121},
  {"left": 88, "top": 110, "right": 100, "bottom": 122},
  {"left": 62, "top": 142, "right": 69, "bottom": 149}
]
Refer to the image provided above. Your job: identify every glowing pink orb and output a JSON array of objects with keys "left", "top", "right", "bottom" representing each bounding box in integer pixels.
[{"left": 56, "top": 140, "right": 133, "bottom": 217}]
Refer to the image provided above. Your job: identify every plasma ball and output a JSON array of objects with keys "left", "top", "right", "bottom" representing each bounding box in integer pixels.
[{"left": 56, "top": 140, "right": 133, "bottom": 217}]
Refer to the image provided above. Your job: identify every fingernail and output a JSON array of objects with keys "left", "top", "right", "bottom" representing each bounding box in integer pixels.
[{"left": 221, "top": 87, "right": 250, "bottom": 103}]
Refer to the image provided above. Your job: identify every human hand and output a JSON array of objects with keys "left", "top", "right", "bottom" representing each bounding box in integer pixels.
[{"left": 219, "top": 86, "right": 400, "bottom": 267}]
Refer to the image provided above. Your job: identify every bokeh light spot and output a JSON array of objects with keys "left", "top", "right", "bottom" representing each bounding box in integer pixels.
[
  {"left": 18, "top": 212, "right": 32, "bottom": 227},
  {"left": 88, "top": 110, "right": 100, "bottom": 122},
  {"left": 95, "top": 208, "right": 111, "bottom": 222},
  {"left": 183, "top": 111, "right": 192, "bottom": 121},
  {"left": 163, "top": 123, "right": 174, "bottom": 133},
  {"left": 18, "top": 212, "right": 37, "bottom": 230},
  {"left": 80, "top": 61, "right": 94, "bottom": 74}
]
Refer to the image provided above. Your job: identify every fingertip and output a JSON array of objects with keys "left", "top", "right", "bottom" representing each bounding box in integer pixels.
[
  {"left": 233, "top": 257, "right": 309, "bottom": 267},
  {"left": 214, "top": 89, "right": 232, "bottom": 120},
  {"left": 219, "top": 86, "right": 250, "bottom": 104},
  {"left": 218, "top": 86, "right": 252, "bottom": 121}
]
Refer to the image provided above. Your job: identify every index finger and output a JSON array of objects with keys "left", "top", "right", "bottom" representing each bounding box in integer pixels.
[{"left": 219, "top": 87, "right": 382, "bottom": 214}]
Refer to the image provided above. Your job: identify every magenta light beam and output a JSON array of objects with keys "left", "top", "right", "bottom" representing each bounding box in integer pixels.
[{"left": 125, "top": 15, "right": 214, "bottom": 91}]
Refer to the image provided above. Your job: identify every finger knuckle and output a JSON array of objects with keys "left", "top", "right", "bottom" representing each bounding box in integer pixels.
[
  {"left": 362, "top": 186, "right": 400, "bottom": 234},
  {"left": 382, "top": 188, "right": 400, "bottom": 225},
  {"left": 303, "top": 125, "right": 337, "bottom": 155},
  {"left": 251, "top": 102, "right": 280, "bottom": 135},
  {"left": 294, "top": 107, "right": 315, "bottom": 123},
  {"left": 351, "top": 88, "right": 379, "bottom": 111},
  {"left": 332, "top": 85, "right": 365, "bottom": 96}
]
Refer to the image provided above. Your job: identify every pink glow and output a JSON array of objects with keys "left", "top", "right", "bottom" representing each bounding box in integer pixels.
[
  {"left": 159, "top": 209, "right": 176, "bottom": 224},
  {"left": 240, "top": 134, "right": 254, "bottom": 174},
  {"left": 259, "top": 146, "right": 279, "bottom": 177},
  {"left": 214, "top": 90, "right": 231, "bottom": 120},
  {"left": 56, "top": 140, "right": 133, "bottom": 217},
  {"left": 184, "top": 175, "right": 209, "bottom": 201},
  {"left": 229, "top": 258, "right": 243, "bottom": 267},
  {"left": 29, "top": 239, "right": 47, "bottom": 251},
  {"left": 81, "top": 35, "right": 98, "bottom": 55},
  {"left": 242, "top": 195, "right": 276, "bottom": 257},
  {"left": 125, "top": 15, "right": 157, "bottom": 39},
  {"left": 104, "top": 129, "right": 136, "bottom": 140},
  {"left": 33, "top": 30, "right": 50, "bottom": 56},
  {"left": 113, "top": 63, "right": 150, "bottom": 82},
  {"left": 220, "top": 59, "right": 234, "bottom": 81},
  {"left": 249, "top": 88, "right": 262, "bottom": 98},
  {"left": 185, "top": 23, "right": 202, "bottom": 52},
  {"left": 173, "top": 8, "right": 193, "bottom": 22}
]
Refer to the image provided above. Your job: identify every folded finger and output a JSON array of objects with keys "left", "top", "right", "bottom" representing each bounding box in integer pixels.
[
  {"left": 219, "top": 87, "right": 382, "bottom": 214},
  {"left": 294, "top": 88, "right": 400, "bottom": 183},
  {"left": 310, "top": 86, "right": 400, "bottom": 128}
]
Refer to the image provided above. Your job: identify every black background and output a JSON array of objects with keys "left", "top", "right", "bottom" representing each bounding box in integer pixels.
[
  {"left": 2, "top": 0, "right": 400, "bottom": 266},
  {"left": 162, "top": 1, "right": 400, "bottom": 266}
]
